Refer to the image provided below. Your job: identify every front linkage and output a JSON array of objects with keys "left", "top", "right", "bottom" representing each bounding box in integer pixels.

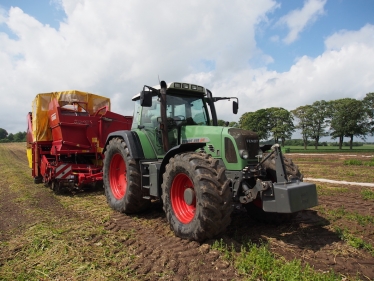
[{"left": 239, "top": 144, "right": 318, "bottom": 213}]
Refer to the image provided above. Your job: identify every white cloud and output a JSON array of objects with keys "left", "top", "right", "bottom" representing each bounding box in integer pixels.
[
  {"left": 277, "top": 0, "right": 326, "bottom": 44},
  {"left": 0, "top": 0, "right": 278, "bottom": 133},
  {"left": 0, "top": 0, "right": 373, "bottom": 140},
  {"left": 270, "top": 35, "right": 279, "bottom": 42},
  {"left": 49, "top": 0, "right": 64, "bottom": 11},
  {"left": 325, "top": 24, "right": 374, "bottom": 50},
  {"left": 210, "top": 24, "right": 374, "bottom": 122}
]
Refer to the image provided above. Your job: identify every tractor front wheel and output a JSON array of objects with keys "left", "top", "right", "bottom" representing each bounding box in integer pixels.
[
  {"left": 262, "top": 153, "right": 303, "bottom": 181},
  {"left": 162, "top": 153, "right": 232, "bottom": 241},
  {"left": 103, "top": 137, "right": 149, "bottom": 214}
]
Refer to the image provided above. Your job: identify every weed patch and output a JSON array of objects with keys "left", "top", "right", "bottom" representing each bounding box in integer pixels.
[
  {"left": 317, "top": 206, "right": 374, "bottom": 226},
  {"left": 334, "top": 227, "right": 374, "bottom": 256},
  {"left": 212, "top": 239, "right": 339, "bottom": 281},
  {"left": 361, "top": 189, "right": 374, "bottom": 200},
  {"left": 344, "top": 159, "right": 363, "bottom": 166}
]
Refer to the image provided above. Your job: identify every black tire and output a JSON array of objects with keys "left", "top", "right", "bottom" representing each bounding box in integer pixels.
[
  {"left": 103, "top": 137, "right": 149, "bottom": 214},
  {"left": 244, "top": 153, "right": 302, "bottom": 224},
  {"left": 162, "top": 152, "right": 232, "bottom": 242},
  {"left": 34, "top": 176, "right": 43, "bottom": 184},
  {"left": 51, "top": 180, "right": 64, "bottom": 195},
  {"left": 262, "top": 153, "right": 303, "bottom": 181}
]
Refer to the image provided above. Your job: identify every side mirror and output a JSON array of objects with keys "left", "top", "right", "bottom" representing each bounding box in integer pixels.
[
  {"left": 140, "top": 90, "right": 152, "bottom": 107},
  {"left": 233, "top": 101, "right": 238, "bottom": 114}
]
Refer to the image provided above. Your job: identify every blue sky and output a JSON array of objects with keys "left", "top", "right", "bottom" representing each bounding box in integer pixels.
[
  {"left": 0, "top": 0, "right": 373, "bottom": 143},
  {"left": 255, "top": 0, "right": 374, "bottom": 72},
  {"left": 0, "top": 0, "right": 65, "bottom": 29}
]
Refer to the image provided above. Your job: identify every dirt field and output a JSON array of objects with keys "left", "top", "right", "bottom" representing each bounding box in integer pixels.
[{"left": 0, "top": 143, "right": 373, "bottom": 280}]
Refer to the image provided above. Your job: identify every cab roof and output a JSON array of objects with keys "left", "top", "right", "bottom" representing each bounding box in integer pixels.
[{"left": 132, "top": 82, "right": 206, "bottom": 101}]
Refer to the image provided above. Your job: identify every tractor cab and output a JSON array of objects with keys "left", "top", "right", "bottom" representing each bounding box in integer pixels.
[
  {"left": 132, "top": 82, "right": 210, "bottom": 155},
  {"left": 131, "top": 81, "right": 238, "bottom": 156}
]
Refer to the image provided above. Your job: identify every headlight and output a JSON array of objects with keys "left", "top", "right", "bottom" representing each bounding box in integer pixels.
[
  {"left": 256, "top": 149, "right": 263, "bottom": 159},
  {"left": 240, "top": 150, "right": 249, "bottom": 159}
]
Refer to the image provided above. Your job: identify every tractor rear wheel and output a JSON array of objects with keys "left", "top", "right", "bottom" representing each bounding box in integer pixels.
[
  {"left": 103, "top": 137, "right": 149, "bottom": 214},
  {"left": 245, "top": 154, "right": 302, "bottom": 223},
  {"left": 162, "top": 152, "right": 232, "bottom": 242}
]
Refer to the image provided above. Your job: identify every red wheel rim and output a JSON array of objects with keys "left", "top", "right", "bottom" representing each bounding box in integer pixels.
[
  {"left": 171, "top": 173, "right": 196, "bottom": 224},
  {"left": 109, "top": 153, "right": 127, "bottom": 199},
  {"left": 253, "top": 198, "right": 262, "bottom": 208}
]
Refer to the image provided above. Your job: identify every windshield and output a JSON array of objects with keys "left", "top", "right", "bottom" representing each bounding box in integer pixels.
[{"left": 166, "top": 95, "right": 209, "bottom": 125}]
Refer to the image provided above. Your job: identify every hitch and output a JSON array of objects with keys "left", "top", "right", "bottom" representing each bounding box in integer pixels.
[
  {"left": 272, "top": 144, "right": 289, "bottom": 183},
  {"left": 240, "top": 144, "right": 287, "bottom": 204},
  {"left": 242, "top": 143, "right": 318, "bottom": 213},
  {"left": 263, "top": 144, "right": 318, "bottom": 213},
  {"left": 240, "top": 179, "right": 273, "bottom": 204}
]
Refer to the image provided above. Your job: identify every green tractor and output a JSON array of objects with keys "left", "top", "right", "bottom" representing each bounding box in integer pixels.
[{"left": 103, "top": 81, "right": 318, "bottom": 241}]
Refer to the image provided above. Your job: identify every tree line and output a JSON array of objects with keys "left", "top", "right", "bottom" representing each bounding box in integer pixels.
[
  {"left": 239, "top": 92, "right": 374, "bottom": 150},
  {"left": 2, "top": 92, "right": 373, "bottom": 149},
  {"left": 0, "top": 128, "right": 27, "bottom": 143}
]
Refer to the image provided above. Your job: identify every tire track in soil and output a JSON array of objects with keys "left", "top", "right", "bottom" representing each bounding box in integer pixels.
[
  {"left": 0, "top": 144, "right": 79, "bottom": 241},
  {"left": 7, "top": 149, "right": 27, "bottom": 164},
  {"left": 0, "top": 184, "right": 37, "bottom": 241},
  {"left": 104, "top": 207, "right": 238, "bottom": 281},
  {"left": 292, "top": 210, "right": 374, "bottom": 279},
  {"left": 223, "top": 205, "right": 374, "bottom": 280},
  {"left": 105, "top": 197, "right": 374, "bottom": 280}
]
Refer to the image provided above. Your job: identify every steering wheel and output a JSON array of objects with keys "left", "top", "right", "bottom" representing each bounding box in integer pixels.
[
  {"left": 174, "top": 115, "right": 186, "bottom": 122},
  {"left": 167, "top": 117, "right": 176, "bottom": 128}
]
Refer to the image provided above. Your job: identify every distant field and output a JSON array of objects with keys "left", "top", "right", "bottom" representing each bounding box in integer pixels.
[{"left": 284, "top": 144, "right": 374, "bottom": 153}]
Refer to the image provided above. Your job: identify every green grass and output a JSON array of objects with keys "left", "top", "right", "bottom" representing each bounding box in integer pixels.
[
  {"left": 361, "top": 189, "right": 374, "bottom": 200},
  {"left": 284, "top": 144, "right": 374, "bottom": 153},
  {"left": 343, "top": 159, "right": 363, "bottom": 165},
  {"left": 343, "top": 159, "right": 374, "bottom": 166},
  {"left": 316, "top": 184, "right": 350, "bottom": 196},
  {"left": 317, "top": 206, "right": 374, "bottom": 226},
  {"left": 334, "top": 227, "right": 374, "bottom": 257},
  {"left": 0, "top": 220, "right": 138, "bottom": 280},
  {"left": 211, "top": 239, "right": 340, "bottom": 281}
]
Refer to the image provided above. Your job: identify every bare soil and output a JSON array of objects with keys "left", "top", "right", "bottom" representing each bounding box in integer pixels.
[{"left": 1, "top": 144, "right": 373, "bottom": 280}]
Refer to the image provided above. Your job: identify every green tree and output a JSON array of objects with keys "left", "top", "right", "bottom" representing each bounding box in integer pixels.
[
  {"left": 217, "top": 120, "right": 238, "bottom": 127},
  {"left": 291, "top": 105, "right": 313, "bottom": 149},
  {"left": 363, "top": 92, "right": 374, "bottom": 135},
  {"left": 309, "top": 100, "right": 330, "bottom": 149},
  {"left": 14, "top": 131, "right": 27, "bottom": 142},
  {"left": 240, "top": 108, "right": 294, "bottom": 145},
  {"left": 228, "top": 121, "right": 238, "bottom": 128},
  {"left": 267, "top": 107, "right": 295, "bottom": 146},
  {"left": 7, "top": 133, "right": 14, "bottom": 141},
  {"left": 217, "top": 119, "right": 226, "bottom": 126},
  {"left": 239, "top": 109, "right": 271, "bottom": 140},
  {"left": 0, "top": 128, "right": 8, "bottom": 140},
  {"left": 330, "top": 98, "right": 371, "bottom": 149}
]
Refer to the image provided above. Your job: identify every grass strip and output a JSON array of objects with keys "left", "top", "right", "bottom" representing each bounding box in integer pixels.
[
  {"left": 334, "top": 227, "right": 374, "bottom": 257},
  {"left": 361, "top": 189, "right": 374, "bottom": 200},
  {"left": 317, "top": 206, "right": 374, "bottom": 226},
  {"left": 211, "top": 239, "right": 340, "bottom": 281}
]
